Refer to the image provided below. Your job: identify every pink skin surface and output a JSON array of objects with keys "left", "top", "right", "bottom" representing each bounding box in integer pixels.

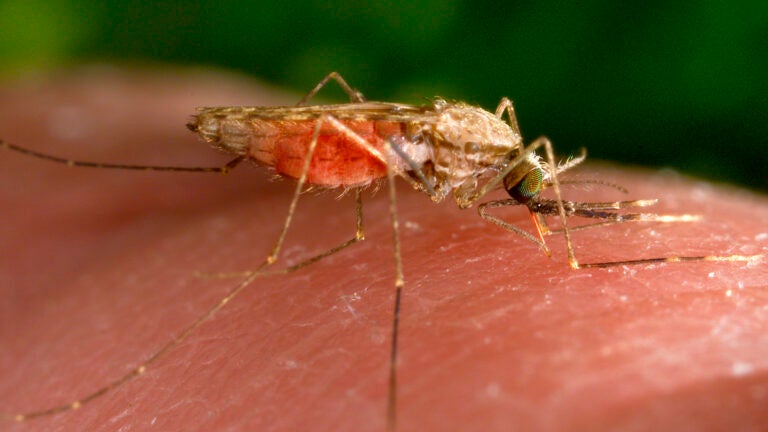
[{"left": 1, "top": 67, "right": 767, "bottom": 432}]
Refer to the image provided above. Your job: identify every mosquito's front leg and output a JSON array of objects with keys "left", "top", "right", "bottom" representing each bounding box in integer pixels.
[
  {"left": 484, "top": 190, "right": 761, "bottom": 269},
  {"left": 479, "top": 197, "right": 665, "bottom": 256},
  {"left": 462, "top": 136, "right": 577, "bottom": 266},
  {"left": 478, "top": 199, "right": 549, "bottom": 251},
  {"left": 494, "top": 97, "right": 522, "bottom": 137},
  {"left": 296, "top": 71, "right": 366, "bottom": 106}
]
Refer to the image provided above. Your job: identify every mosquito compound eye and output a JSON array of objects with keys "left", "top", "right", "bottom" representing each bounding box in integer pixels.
[{"left": 506, "top": 168, "right": 543, "bottom": 202}]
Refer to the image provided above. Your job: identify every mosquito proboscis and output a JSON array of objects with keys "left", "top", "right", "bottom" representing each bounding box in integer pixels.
[{"left": 1, "top": 72, "right": 762, "bottom": 430}]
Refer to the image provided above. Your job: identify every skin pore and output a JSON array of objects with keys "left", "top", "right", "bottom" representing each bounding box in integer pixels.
[{"left": 1, "top": 67, "right": 767, "bottom": 431}]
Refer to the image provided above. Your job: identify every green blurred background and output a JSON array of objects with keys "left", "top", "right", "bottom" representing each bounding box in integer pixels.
[{"left": 1, "top": 0, "right": 766, "bottom": 191}]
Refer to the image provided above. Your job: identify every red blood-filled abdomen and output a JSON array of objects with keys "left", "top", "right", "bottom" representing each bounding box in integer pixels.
[{"left": 247, "top": 119, "right": 403, "bottom": 187}]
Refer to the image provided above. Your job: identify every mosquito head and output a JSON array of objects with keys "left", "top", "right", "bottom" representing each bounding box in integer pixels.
[{"left": 503, "top": 156, "right": 544, "bottom": 203}]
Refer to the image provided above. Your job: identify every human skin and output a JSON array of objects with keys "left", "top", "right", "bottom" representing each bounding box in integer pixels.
[{"left": 0, "top": 67, "right": 767, "bottom": 432}]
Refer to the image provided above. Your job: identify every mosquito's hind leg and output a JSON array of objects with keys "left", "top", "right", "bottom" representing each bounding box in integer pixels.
[
  {"left": 296, "top": 72, "right": 366, "bottom": 106},
  {"left": 0, "top": 139, "right": 245, "bottom": 173},
  {"left": 256, "top": 115, "right": 370, "bottom": 273},
  {"left": 205, "top": 112, "right": 401, "bottom": 280},
  {"left": 269, "top": 188, "right": 365, "bottom": 276}
]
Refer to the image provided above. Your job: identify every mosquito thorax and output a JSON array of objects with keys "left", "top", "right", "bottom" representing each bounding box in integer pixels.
[{"left": 429, "top": 100, "right": 523, "bottom": 205}]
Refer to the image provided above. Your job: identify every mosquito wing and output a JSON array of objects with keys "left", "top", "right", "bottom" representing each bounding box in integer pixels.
[
  {"left": 192, "top": 102, "right": 440, "bottom": 123},
  {"left": 189, "top": 102, "right": 440, "bottom": 187}
]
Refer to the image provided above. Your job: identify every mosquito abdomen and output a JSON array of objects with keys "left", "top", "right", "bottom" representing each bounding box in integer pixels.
[{"left": 192, "top": 112, "right": 410, "bottom": 187}]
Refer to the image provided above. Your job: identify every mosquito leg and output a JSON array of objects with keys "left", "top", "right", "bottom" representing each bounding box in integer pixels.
[
  {"left": 1, "top": 258, "right": 266, "bottom": 422},
  {"left": 493, "top": 97, "right": 521, "bottom": 137},
  {"left": 257, "top": 117, "right": 406, "bottom": 431},
  {"left": 1, "top": 125, "right": 368, "bottom": 423},
  {"left": 381, "top": 139, "right": 404, "bottom": 432},
  {"left": 262, "top": 115, "right": 368, "bottom": 268},
  {"left": 203, "top": 113, "right": 398, "bottom": 280},
  {"left": 462, "top": 136, "right": 576, "bottom": 265},
  {"left": 536, "top": 138, "right": 577, "bottom": 267},
  {"left": 478, "top": 200, "right": 549, "bottom": 251},
  {"left": 296, "top": 71, "right": 366, "bottom": 106},
  {"left": 0, "top": 139, "right": 245, "bottom": 173},
  {"left": 462, "top": 136, "right": 553, "bottom": 207},
  {"left": 388, "top": 138, "right": 437, "bottom": 197},
  {"left": 268, "top": 188, "right": 365, "bottom": 276},
  {"left": 577, "top": 254, "right": 763, "bottom": 268},
  {"left": 244, "top": 116, "right": 407, "bottom": 430}
]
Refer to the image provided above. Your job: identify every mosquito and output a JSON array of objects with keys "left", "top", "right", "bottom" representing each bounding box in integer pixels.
[{"left": 0, "top": 72, "right": 760, "bottom": 430}]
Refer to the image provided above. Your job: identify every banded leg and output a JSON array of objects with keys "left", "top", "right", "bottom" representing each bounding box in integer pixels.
[
  {"left": 381, "top": 139, "right": 404, "bottom": 432},
  {"left": 530, "top": 198, "right": 759, "bottom": 266},
  {"left": 230, "top": 112, "right": 406, "bottom": 431},
  {"left": 0, "top": 139, "right": 245, "bottom": 173},
  {"left": 477, "top": 147, "right": 591, "bottom": 254},
  {"left": 493, "top": 97, "right": 521, "bottom": 137},
  {"left": 297, "top": 71, "right": 366, "bottom": 106},
  {"left": 2, "top": 98, "right": 373, "bottom": 423},
  {"left": 478, "top": 184, "right": 761, "bottom": 268},
  {"left": 197, "top": 111, "right": 408, "bottom": 429},
  {"left": 1, "top": 73, "right": 406, "bottom": 426},
  {"left": 459, "top": 136, "right": 576, "bottom": 265},
  {"left": 478, "top": 198, "right": 549, "bottom": 252},
  {"left": 1, "top": 113, "right": 374, "bottom": 422}
]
